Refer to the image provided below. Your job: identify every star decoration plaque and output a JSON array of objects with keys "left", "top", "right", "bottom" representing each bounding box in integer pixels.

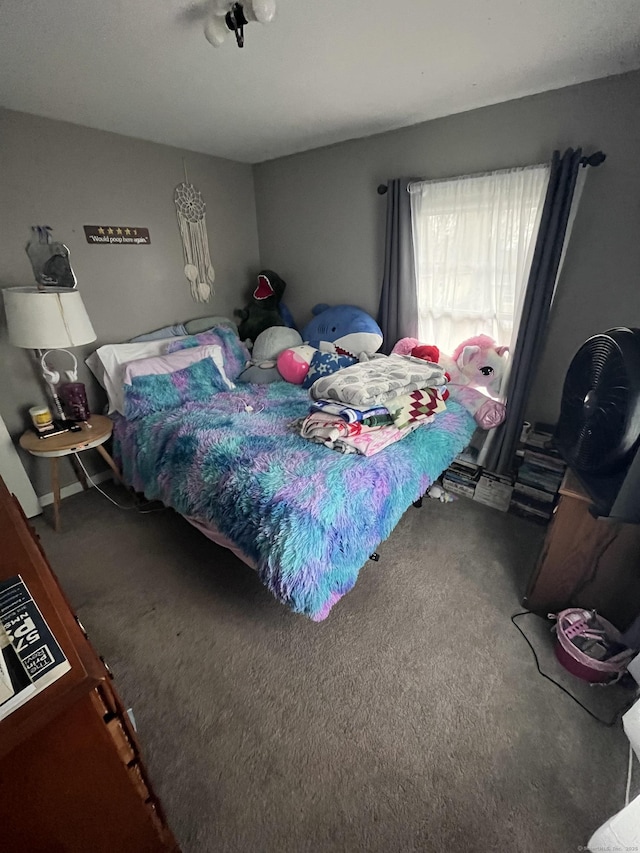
[{"left": 84, "top": 225, "right": 151, "bottom": 245}]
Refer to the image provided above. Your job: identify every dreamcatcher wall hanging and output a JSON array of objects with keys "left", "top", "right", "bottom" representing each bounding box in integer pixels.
[{"left": 174, "top": 165, "right": 215, "bottom": 303}]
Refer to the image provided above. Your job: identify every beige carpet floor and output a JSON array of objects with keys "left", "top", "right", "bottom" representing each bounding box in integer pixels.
[{"left": 36, "top": 485, "right": 636, "bottom": 853}]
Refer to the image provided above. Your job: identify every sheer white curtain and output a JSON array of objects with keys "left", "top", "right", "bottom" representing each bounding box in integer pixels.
[{"left": 409, "top": 166, "right": 550, "bottom": 361}]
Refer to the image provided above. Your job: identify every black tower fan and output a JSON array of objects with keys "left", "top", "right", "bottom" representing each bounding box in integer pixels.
[{"left": 554, "top": 327, "right": 640, "bottom": 522}]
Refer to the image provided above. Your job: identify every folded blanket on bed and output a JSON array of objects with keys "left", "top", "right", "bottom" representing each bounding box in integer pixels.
[
  {"left": 310, "top": 354, "right": 446, "bottom": 407},
  {"left": 386, "top": 388, "right": 448, "bottom": 430},
  {"left": 309, "top": 399, "right": 389, "bottom": 423},
  {"left": 326, "top": 421, "right": 426, "bottom": 456},
  {"left": 299, "top": 411, "right": 429, "bottom": 456},
  {"left": 299, "top": 412, "right": 376, "bottom": 442}
]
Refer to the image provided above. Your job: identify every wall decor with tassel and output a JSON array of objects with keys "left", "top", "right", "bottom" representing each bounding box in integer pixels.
[{"left": 174, "top": 165, "right": 215, "bottom": 303}]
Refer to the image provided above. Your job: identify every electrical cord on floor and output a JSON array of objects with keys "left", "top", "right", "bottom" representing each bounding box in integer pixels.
[
  {"left": 73, "top": 453, "right": 167, "bottom": 514},
  {"left": 511, "top": 611, "right": 639, "bottom": 727}
]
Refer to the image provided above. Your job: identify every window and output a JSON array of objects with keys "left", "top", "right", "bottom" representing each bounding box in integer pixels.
[{"left": 409, "top": 166, "right": 549, "bottom": 359}]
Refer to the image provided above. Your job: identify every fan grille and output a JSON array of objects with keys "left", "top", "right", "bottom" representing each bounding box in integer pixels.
[{"left": 555, "top": 332, "right": 638, "bottom": 473}]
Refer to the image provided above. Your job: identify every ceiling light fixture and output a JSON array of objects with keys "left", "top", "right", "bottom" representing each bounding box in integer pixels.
[{"left": 204, "top": 0, "right": 276, "bottom": 48}]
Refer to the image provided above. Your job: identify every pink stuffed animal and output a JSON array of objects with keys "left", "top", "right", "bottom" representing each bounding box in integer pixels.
[
  {"left": 392, "top": 334, "right": 509, "bottom": 429},
  {"left": 447, "top": 335, "right": 509, "bottom": 397}
]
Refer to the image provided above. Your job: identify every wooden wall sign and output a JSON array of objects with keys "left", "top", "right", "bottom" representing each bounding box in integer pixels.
[{"left": 84, "top": 226, "right": 151, "bottom": 245}]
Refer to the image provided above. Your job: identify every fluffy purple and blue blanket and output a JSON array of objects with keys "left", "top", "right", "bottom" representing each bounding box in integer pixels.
[{"left": 114, "top": 380, "right": 475, "bottom": 620}]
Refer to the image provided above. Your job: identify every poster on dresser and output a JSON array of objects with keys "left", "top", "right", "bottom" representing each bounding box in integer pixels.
[{"left": 83, "top": 225, "right": 151, "bottom": 245}]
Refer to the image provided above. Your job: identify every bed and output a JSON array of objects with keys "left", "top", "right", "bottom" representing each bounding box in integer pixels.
[
  {"left": 87, "top": 322, "right": 475, "bottom": 619},
  {"left": 112, "top": 374, "right": 475, "bottom": 620}
]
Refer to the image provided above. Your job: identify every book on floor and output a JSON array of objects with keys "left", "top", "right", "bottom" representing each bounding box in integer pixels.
[
  {"left": 473, "top": 472, "right": 514, "bottom": 512},
  {"left": 0, "top": 575, "right": 70, "bottom": 721},
  {"left": 522, "top": 449, "right": 566, "bottom": 473},
  {"left": 443, "top": 474, "right": 476, "bottom": 498},
  {"left": 447, "top": 461, "right": 481, "bottom": 482},
  {"left": 517, "top": 464, "right": 563, "bottom": 494},
  {"left": 513, "top": 482, "right": 556, "bottom": 504}
]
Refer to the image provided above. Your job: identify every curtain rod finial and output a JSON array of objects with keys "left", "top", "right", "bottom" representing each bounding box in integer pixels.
[
  {"left": 581, "top": 151, "right": 606, "bottom": 168},
  {"left": 377, "top": 184, "right": 388, "bottom": 195}
]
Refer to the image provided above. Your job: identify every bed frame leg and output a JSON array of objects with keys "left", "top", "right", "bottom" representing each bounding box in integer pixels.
[
  {"left": 413, "top": 497, "right": 423, "bottom": 508},
  {"left": 369, "top": 552, "right": 380, "bottom": 562}
]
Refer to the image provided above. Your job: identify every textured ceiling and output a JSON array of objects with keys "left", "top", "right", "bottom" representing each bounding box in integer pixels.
[{"left": 0, "top": 0, "right": 639, "bottom": 163}]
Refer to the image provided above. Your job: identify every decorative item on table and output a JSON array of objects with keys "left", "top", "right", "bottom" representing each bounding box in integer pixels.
[
  {"left": 2, "top": 286, "right": 96, "bottom": 432},
  {"left": 57, "top": 381, "right": 91, "bottom": 423},
  {"left": 392, "top": 334, "right": 509, "bottom": 429},
  {"left": 28, "top": 402, "right": 79, "bottom": 439},
  {"left": 29, "top": 405, "right": 53, "bottom": 434},
  {"left": 174, "top": 166, "right": 215, "bottom": 303},
  {"left": 25, "top": 226, "right": 77, "bottom": 291}
]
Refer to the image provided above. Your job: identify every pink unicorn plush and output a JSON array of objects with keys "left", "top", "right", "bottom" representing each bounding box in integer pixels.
[
  {"left": 392, "top": 334, "right": 509, "bottom": 429},
  {"left": 447, "top": 335, "right": 510, "bottom": 397}
]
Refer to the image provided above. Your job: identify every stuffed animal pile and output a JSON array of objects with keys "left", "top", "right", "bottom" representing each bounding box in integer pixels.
[
  {"left": 391, "top": 334, "right": 508, "bottom": 428},
  {"left": 233, "top": 284, "right": 509, "bottom": 432},
  {"left": 277, "top": 304, "right": 383, "bottom": 389}
]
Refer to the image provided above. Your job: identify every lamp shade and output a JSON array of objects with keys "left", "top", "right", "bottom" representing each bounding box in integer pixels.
[{"left": 3, "top": 287, "right": 96, "bottom": 349}]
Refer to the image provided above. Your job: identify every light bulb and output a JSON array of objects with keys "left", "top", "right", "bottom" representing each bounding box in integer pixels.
[
  {"left": 245, "top": 0, "right": 276, "bottom": 24},
  {"left": 204, "top": 14, "right": 230, "bottom": 46}
]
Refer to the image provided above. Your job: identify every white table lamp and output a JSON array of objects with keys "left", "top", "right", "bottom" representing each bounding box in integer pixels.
[{"left": 3, "top": 287, "right": 97, "bottom": 421}]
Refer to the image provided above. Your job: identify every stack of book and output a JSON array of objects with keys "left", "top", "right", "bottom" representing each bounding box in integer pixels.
[
  {"left": 442, "top": 456, "right": 481, "bottom": 498},
  {"left": 523, "top": 423, "right": 554, "bottom": 449},
  {"left": 0, "top": 575, "right": 70, "bottom": 721},
  {"left": 473, "top": 471, "right": 514, "bottom": 512},
  {"left": 511, "top": 426, "right": 567, "bottom": 523}
]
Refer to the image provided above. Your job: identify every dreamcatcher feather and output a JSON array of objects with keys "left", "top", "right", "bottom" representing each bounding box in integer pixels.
[{"left": 174, "top": 179, "right": 215, "bottom": 303}]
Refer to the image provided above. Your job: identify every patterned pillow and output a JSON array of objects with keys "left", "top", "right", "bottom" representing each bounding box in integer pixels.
[
  {"left": 123, "top": 358, "right": 229, "bottom": 420},
  {"left": 165, "top": 325, "right": 249, "bottom": 381}
]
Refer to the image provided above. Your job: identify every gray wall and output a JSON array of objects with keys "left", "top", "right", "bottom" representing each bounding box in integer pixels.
[
  {"left": 0, "top": 108, "right": 259, "bottom": 496},
  {"left": 253, "top": 71, "right": 640, "bottom": 426}
]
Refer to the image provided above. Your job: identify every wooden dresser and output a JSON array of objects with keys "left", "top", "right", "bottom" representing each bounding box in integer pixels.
[
  {"left": 524, "top": 470, "right": 640, "bottom": 631},
  {"left": 0, "top": 477, "right": 180, "bottom": 852}
]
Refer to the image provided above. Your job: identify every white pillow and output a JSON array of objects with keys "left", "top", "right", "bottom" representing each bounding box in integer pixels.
[
  {"left": 86, "top": 338, "right": 178, "bottom": 415},
  {"left": 123, "top": 345, "right": 235, "bottom": 389}
]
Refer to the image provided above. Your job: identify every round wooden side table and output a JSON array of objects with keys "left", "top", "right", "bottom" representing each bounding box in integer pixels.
[{"left": 19, "top": 414, "right": 123, "bottom": 532}]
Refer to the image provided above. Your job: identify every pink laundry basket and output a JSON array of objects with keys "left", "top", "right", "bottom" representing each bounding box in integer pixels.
[{"left": 553, "top": 608, "right": 636, "bottom": 683}]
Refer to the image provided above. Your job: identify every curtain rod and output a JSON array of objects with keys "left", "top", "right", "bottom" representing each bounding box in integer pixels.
[{"left": 376, "top": 150, "right": 606, "bottom": 195}]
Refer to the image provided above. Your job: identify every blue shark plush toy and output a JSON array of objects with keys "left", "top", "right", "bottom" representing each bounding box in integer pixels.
[
  {"left": 277, "top": 304, "right": 383, "bottom": 388},
  {"left": 302, "top": 304, "right": 383, "bottom": 358}
]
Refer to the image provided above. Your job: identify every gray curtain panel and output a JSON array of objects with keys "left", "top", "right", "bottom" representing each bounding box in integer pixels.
[
  {"left": 485, "top": 147, "right": 584, "bottom": 474},
  {"left": 377, "top": 179, "right": 419, "bottom": 353}
]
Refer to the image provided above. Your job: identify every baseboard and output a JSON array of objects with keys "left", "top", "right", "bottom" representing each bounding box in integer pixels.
[{"left": 39, "top": 471, "right": 114, "bottom": 507}]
